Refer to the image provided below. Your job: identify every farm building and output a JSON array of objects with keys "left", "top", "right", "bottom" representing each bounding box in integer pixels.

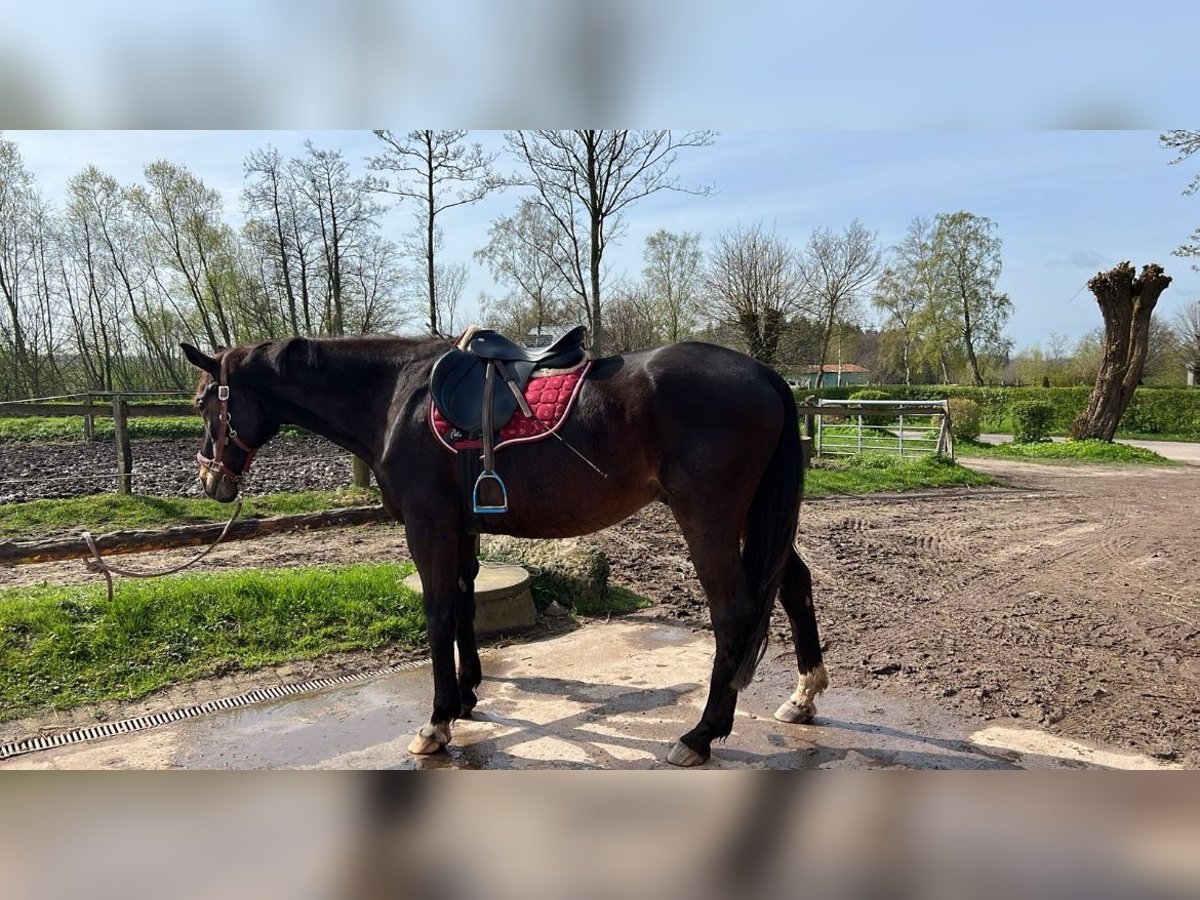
[{"left": 793, "top": 363, "right": 871, "bottom": 389}]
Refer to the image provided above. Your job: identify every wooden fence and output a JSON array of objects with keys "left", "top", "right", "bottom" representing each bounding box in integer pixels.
[{"left": 0, "top": 391, "right": 371, "bottom": 493}]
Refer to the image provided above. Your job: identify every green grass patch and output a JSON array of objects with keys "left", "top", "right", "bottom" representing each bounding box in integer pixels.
[
  {"left": 0, "top": 562, "right": 424, "bottom": 722},
  {"left": 0, "top": 489, "right": 381, "bottom": 540},
  {"left": 0, "top": 416, "right": 203, "bottom": 443},
  {"left": 806, "top": 453, "right": 994, "bottom": 497},
  {"left": 957, "top": 439, "right": 1174, "bottom": 465}
]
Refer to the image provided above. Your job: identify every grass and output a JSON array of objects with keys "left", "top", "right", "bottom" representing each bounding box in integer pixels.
[
  {"left": 0, "top": 489, "right": 382, "bottom": 540},
  {"left": 0, "top": 416, "right": 202, "bottom": 443},
  {"left": 1111, "top": 431, "right": 1200, "bottom": 443},
  {"left": 805, "top": 453, "right": 994, "bottom": 497},
  {"left": 0, "top": 416, "right": 307, "bottom": 443},
  {"left": 0, "top": 561, "right": 426, "bottom": 721},
  {"left": 0, "top": 552, "right": 649, "bottom": 721},
  {"left": 957, "top": 438, "right": 1174, "bottom": 465}
]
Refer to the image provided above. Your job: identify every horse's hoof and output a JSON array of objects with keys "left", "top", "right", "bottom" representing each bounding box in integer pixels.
[
  {"left": 459, "top": 704, "right": 475, "bottom": 719},
  {"left": 774, "top": 698, "right": 817, "bottom": 724},
  {"left": 407, "top": 723, "right": 451, "bottom": 755},
  {"left": 666, "top": 741, "right": 708, "bottom": 767}
]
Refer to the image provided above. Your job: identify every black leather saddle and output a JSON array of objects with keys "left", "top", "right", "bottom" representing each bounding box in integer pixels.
[
  {"left": 431, "top": 325, "right": 587, "bottom": 435},
  {"left": 430, "top": 325, "right": 588, "bottom": 515}
]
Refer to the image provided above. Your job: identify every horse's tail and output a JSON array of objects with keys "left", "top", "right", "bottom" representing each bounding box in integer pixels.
[{"left": 732, "top": 369, "right": 803, "bottom": 690}]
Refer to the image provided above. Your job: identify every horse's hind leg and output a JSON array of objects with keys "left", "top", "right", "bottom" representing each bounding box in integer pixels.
[
  {"left": 667, "top": 509, "right": 755, "bottom": 767},
  {"left": 455, "top": 533, "right": 483, "bottom": 717},
  {"left": 773, "top": 548, "right": 829, "bottom": 724}
]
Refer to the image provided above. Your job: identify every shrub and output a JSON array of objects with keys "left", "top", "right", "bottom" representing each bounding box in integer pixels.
[
  {"left": 947, "top": 398, "right": 982, "bottom": 442},
  {"left": 848, "top": 389, "right": 893, "bottom": 425},
  {"left": 848, "top": 389, "right": 892, "bottom": 401},
  {"left": 1011, "top": 400, "right": 1055, "bottom": 443}
]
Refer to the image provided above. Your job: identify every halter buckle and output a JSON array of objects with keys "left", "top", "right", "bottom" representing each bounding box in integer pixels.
[{"left": 217, "top": 385, "right": 230, "bottom": 401}]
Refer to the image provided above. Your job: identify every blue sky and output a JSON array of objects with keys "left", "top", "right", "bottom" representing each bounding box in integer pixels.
[{"left": 8, "top": 130, "right": 1199, "bottom": 350}]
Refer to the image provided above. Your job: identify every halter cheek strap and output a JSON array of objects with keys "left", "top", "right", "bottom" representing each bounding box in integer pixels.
[{"left": 197, "top": 358, "right": 259, "bottom": 484}]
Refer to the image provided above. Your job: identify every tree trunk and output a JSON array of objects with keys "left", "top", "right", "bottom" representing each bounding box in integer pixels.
[
  {"left": 1069, "top": 262, "right": 1171, "bottom": 441},
  {"left": 426, "top": 132, "right": 438, "bottom": 336}
]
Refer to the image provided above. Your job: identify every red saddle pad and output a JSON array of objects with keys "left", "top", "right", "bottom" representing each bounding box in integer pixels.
[{"left": 429, "top": 361, "right": 592, "bottom": 452}]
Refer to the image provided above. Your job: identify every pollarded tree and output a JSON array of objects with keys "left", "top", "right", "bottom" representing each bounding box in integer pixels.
[
  {"left": 1069, "top": 262, "right": 1172, "bottom": 441},
  {"left": 704, "top": 222, "right": 805, "bottom": 366},
  {"left": 932, "top": 211, "right": 1012, "bottom": 386}
]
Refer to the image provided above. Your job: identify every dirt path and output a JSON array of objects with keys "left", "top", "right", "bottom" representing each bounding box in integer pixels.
[{"left": 4, "top": 459, "right": 1199, "bottom": 766}]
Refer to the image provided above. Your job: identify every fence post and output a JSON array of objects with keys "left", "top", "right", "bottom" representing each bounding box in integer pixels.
[
  {"left": 83, "top": 392, "right": 94, "bottom": 441},
  {"left": 352, "top": 455, "right": 371, "bottom": 488},
  {"left": 113, "top": 397, "right": 132, "bottom": 495},
  {"left": 899, "top": 413, "right": 905, "bottom": 458}
]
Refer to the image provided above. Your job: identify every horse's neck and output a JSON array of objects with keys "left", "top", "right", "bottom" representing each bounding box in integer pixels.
[{"left": 256, "top": 343, "right": 407, "bottom": 466}]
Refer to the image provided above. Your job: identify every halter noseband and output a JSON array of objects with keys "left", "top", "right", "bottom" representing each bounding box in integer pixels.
[{"left": 196, "top": 358, "right": 258, "bottom": 485}]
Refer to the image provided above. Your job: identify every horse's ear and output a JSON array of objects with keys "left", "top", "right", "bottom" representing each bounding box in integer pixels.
[{"left": 180, "top": 343, "right": 219, "bottom": 376}]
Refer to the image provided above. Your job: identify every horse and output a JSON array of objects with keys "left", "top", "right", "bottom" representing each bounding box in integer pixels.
[{"left": 181, "top": 333, "right": 828, "bottom": 766}]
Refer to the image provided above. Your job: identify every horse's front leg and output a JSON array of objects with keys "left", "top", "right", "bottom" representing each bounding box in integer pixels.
[
  {"left": 406, "top": 524, "right": 462, "bottom": 755},
  {"left": 456, "top": 533, "right": 482, "bottom": 717}
]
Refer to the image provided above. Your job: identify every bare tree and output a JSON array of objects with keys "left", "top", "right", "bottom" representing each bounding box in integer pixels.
[
  {"left": 475, "top": 198, "right": 570, "bottom": 339},
  {"left": 294, "top": 141, "right": 382, "bottom": 337},
  {"left": 604, "top": 281, "right": 661, "bottom": 352},
  {"left": 505, "top": 130, "right": 714, "bottom": 350},
  {"left": 434, "top": 261, "right": 469, "bottom": 337},
  {"left": 243, "top": 145, "right": 307, "bottom": 336},
  {"left": 643, "top": 228, "right": 702, "bottom": 343},
  {"left": 1171, "top": 298, "right": 1200, "bottom": 383},
  {"left": 1161, "top": 130, "right": 1200, "bottom": 267},
  {"left": 704, "top": 223, "right": 805, "bottom": 366},
  {"left": 1069, "top": 262, "right": 1172, "bottom": 441},
  {"left": 368, "top": 130, "right": 496, "bottom": 335},
  {"left": 799, "top": 220, "right": 882, "bottom": 383}
]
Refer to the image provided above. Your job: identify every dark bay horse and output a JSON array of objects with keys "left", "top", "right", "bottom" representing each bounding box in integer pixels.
[{"left": 181, "top": 335, "right": 828, "bottom": 766}]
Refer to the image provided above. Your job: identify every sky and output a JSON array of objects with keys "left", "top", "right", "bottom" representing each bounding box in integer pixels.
[{"left": 7, "top": 129, "right": 1199, "bottom": 351}]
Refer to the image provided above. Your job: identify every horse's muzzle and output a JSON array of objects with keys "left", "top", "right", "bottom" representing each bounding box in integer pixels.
[{"left": 198, "top": 460, "right": 240, "bottom": 503}]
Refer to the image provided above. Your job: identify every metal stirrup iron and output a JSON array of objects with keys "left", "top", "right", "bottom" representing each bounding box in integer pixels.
[{"left": 472, "top": 360, "right": 509, "bottom": 514}]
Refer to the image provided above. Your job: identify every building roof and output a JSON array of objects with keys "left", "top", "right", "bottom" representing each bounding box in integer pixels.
[{"left": 798, "top": 363, "right": 869, "bottom": 374}]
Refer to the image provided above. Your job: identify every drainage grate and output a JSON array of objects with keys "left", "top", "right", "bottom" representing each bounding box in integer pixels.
[{"left": 0, "top": 656, "right": 431, "bottom": 762}]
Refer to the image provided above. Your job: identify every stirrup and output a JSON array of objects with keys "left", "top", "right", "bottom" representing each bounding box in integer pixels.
[{"left": 472, "top": 471, "right": 509, "bottom": 514}]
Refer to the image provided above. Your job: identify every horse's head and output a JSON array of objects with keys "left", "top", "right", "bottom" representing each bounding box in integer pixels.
[{"left": 181, "top": 343, "right": 278, "bottom": 502}]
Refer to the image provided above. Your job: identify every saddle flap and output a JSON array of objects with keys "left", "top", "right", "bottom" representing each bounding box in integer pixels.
[{"left": 430, "top": 350, "right": 532, "bottom": 435}]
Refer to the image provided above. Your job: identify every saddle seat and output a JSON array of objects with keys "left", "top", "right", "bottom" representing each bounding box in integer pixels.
[
  {"left": 468, "top": 324, "right": 587, "bottom": 363},
  {"left": 431, "top": 325, "right": 588, "bottom": 436}
]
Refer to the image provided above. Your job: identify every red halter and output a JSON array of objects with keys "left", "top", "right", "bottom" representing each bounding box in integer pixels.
[{"left": 196, "top": 358, "right": 258, "bottom": 484}]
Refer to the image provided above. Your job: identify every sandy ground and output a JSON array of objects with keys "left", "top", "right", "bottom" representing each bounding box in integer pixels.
[{"left": 3, "top": 456, "right": 1199, "bottom": 767}]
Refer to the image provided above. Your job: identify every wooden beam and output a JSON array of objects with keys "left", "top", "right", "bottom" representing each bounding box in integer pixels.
[{"left": 0, "top": 506, "right": 395, "bottom": 566}]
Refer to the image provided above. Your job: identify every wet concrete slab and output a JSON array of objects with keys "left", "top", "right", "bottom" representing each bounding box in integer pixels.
[{"left": 1, "top": 621, "right": 1178, "bottom": 770}]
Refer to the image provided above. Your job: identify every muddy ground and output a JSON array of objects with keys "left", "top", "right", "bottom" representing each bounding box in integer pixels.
[{"left": 2, "top": 445, "right": 1199, "bottom": 767}]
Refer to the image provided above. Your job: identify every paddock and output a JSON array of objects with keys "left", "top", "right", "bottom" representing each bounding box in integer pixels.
[{"left": 3, "top": 442, "right": 1196, "bottom": 769}]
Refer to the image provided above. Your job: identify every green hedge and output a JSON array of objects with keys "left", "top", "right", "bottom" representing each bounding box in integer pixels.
[{"left": 796, "top": 385, "right": 1200, "bottom": 437}]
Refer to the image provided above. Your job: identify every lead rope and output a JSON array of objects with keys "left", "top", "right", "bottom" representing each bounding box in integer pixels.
[{"left": 81, "top": 500, "right": 243, "bottom": 602}]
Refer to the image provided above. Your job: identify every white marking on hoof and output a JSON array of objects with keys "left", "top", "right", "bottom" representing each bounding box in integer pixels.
[
  {"left": 774, "top": 698, "right": 817, "bottom": 724},
  {"left": 666, "top": 742, "right": 706, "bottom": 767},
  {"left": 776, "top": 664, "right": 829, "bottom": 724},
  {"left": 407, "top": 723, "right": 451, "bottom": 755}
]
